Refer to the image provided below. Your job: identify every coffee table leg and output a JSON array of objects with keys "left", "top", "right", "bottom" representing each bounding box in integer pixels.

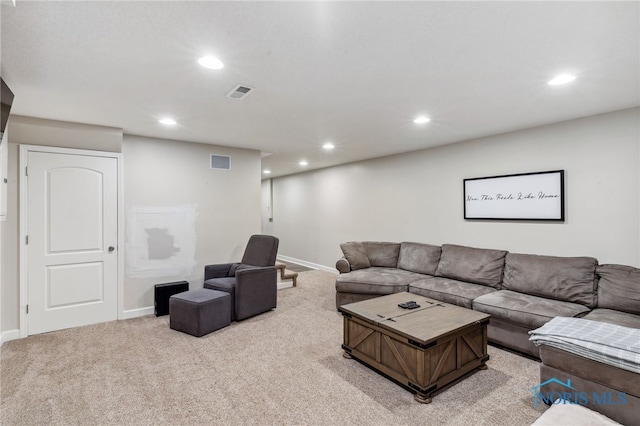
[
  {"left": 479, "top": 363, "right": 488, "bottom": 370},
  {"left": 342, "top": 351, "right": 353, "bottom": 359},
  {"left": 414, "top": 393, "right": 432, "bottom": 404}
]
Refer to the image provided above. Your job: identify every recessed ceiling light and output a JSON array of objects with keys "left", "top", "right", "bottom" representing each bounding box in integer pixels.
[
  {"left": 198, "top": 55, "right": 224, "bottom": 70},
  {"left": 263, "top": 170, "right": 271, "bottom": 174},
  {"left": 299, "top": 160, "right": 308, "bottom": 166},
  {"left": 159, "top": 118, "right": 177, "bottom": 125},
  {"left": 548, "top": 74, "right": 576, "bottom": 85},
  {"left": 413, "top": 116, "right": 431, "bottom": 124},
  {"left": 322, "top": 142, "right": 335, "bottom": 150}
]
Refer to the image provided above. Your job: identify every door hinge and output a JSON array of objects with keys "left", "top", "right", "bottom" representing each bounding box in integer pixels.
[
  {"left": 25, "top": 166, "right": 28, "bottom": 176},
  {"left": 25, "top": 235, "right": 28, "bottom": 245},
  {"left": 26, "top": 305, "right": 29, "bottom": 314}
]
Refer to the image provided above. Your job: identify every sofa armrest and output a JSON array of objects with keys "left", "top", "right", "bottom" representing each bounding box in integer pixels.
[
  {"left": 336, "top": 257, "right": 351, "bottom": 274},
  {"left": 204, "top": 263, "right": 234, "bottom": 280}
]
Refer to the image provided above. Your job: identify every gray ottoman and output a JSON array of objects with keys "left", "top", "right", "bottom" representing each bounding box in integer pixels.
[{"left": 169, "top": 289, "right": 231, "bottom": 337}]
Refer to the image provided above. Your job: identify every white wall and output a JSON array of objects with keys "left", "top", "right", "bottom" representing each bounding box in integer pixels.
[
  {"left": 261, "top": 179, "right": 274, "bottom": 235},
  {"left": 122, "top": 135, "right": 261, "bottom": 312},
  {"left": 267, "top": 108, "right": 640, "bottom": 269},
  {"left": 0, "top": 131, "right": 5, "bottom": 342},
  {"left": 8, "top": 115, "right": 123, "bottom": 152},
  {"left": 0, "top": 142, "right": 18, "bottom": 339},
  {"left": 1, "top": 117, "right": 261, "bottom": 336}
]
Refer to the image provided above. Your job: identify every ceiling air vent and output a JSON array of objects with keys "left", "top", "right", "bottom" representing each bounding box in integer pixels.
[
  {"left": 210, "top": 154, "right": 231, "bottom": 170},
  {"left": 226, "top": 85, "right": 253, "bottom": 100}
]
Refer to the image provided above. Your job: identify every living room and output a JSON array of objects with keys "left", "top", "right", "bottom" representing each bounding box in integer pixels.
[{"left": 0, "top": 1, "right": 639, "bottom": 424}]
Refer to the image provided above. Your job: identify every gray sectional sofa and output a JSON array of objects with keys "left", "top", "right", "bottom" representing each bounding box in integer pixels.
[{"left": 335, "top": 241, "right": 640, "bottom": 425}]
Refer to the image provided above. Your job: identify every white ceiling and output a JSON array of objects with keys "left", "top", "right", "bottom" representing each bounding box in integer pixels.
[{"left": 1, "top": 1, "right": 639, "bottom": 178}]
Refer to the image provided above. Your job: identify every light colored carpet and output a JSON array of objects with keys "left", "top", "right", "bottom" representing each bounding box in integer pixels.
[{"left": 1, "top": 270, "right": 547, "bottom": 425}]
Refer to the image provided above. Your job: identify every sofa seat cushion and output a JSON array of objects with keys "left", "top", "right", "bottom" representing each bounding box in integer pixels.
[
  {"left": 409, "top": 276, "right": 497, "bottom": 309},
  {"left": 503, "top": 253, "right": 597, "bottom": 307},
  {"left": 335, "top": 267, "right": 422, "bottom": 295},
  {"left": 472, "top": 290, "right": 591, "bottom": 329},
  {"left": 583, "top": 309, "right": 640, "bottom": 329},
  {"left": 435, "top": 244, "right": 507, "bottom": 289}
]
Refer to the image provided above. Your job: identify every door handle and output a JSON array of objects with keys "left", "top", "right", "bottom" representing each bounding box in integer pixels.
[{"left": 108, "top": 246, "right": 115, "bottom": 253}]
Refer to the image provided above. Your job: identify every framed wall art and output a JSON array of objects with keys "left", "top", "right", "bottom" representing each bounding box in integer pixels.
[{"left": 464, "top": 170, "right": 564, "bottom": 221}]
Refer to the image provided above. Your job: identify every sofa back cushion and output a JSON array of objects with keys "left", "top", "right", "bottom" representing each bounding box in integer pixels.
[
  {"left": 397, "top": 242, "right": 441, "bottom": 275},
  {"left": 503, "top": 253, "right": 597, "bottom": 307},
  {"left": 339, "top": 242, "right": 371, "bottom": 270},
  {"left": 596, "top": 264, "right": 640, "bottom": 315},
  {"left": 362, "top": 242, "right": 401, "bottom": 268},
  {"left": 435, "top": 244, "right": 507, "bottom": 288}
]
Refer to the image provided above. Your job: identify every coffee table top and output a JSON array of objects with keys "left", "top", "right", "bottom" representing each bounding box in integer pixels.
[{"left": 339, "top": 292, "right": 490, "bottom": 345}]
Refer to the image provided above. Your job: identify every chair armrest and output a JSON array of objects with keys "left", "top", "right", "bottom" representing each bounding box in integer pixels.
[
  {"left": 235, "top": 266, "right": 278, "bottom": 320},
  {"left": 336, "top": 257, "right": 351, "bottom": 274},
  {"left": 235, "top": 266, "right": 277, "bottom": 288},
  {"left": 204, "top": 263, "right": 234, "bottom": 280}
]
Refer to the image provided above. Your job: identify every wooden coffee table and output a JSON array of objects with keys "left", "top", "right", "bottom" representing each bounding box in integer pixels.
[{"left": 339, "top": 292, "right": 490, "bottom": 403}]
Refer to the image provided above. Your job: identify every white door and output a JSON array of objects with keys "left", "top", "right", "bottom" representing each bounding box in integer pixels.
[{"left": 26, "top": 150, "right": 118, "bottom": 334}]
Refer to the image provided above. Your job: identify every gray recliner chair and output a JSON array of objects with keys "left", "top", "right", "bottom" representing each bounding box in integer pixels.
[{"left": 203, "top": 235, "right": 279, "bottom": 321}]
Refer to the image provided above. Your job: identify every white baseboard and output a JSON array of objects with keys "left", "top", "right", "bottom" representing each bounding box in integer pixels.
[
  {"left": 1, "top": 329, "right": 20, "bottom": 345},
  {"left": 120, "top": 306, "right": 154, "bottom": 320},
  {"left": 277, "top": 281, "right": 294, "bottom": 290},
  {"left": 276, "top": 255, "right": 337, "bottom": 274}
]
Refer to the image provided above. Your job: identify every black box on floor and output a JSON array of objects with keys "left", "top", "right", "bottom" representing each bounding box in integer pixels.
[{"left": 154, "top": 281, "right": 189, "bottom": 316}]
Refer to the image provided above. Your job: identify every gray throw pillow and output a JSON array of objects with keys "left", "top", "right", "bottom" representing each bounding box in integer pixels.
[
  {"left": 503, "top": 253, "right": 597, "bottom": 306},
  {"left": 597, "top": 264, "right": 640, "bottom": 315},
  {"left": 436, "top": 244, "right": 507, "bottom": 288},
  {"left": 340, "top": 242, "right": 371, "bottom": 270}
]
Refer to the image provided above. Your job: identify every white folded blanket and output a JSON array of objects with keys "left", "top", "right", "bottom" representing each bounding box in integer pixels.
[{"left": 528, "top": 316, "right": 640, "bottom": 374}]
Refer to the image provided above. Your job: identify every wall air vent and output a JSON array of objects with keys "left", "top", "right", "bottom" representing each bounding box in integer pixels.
[
  {"left": 210, "top": 154, "right": 231, "bottom": 170},
  {"left": 226, "top": 85, "right": 253, "bottom": 100}
]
